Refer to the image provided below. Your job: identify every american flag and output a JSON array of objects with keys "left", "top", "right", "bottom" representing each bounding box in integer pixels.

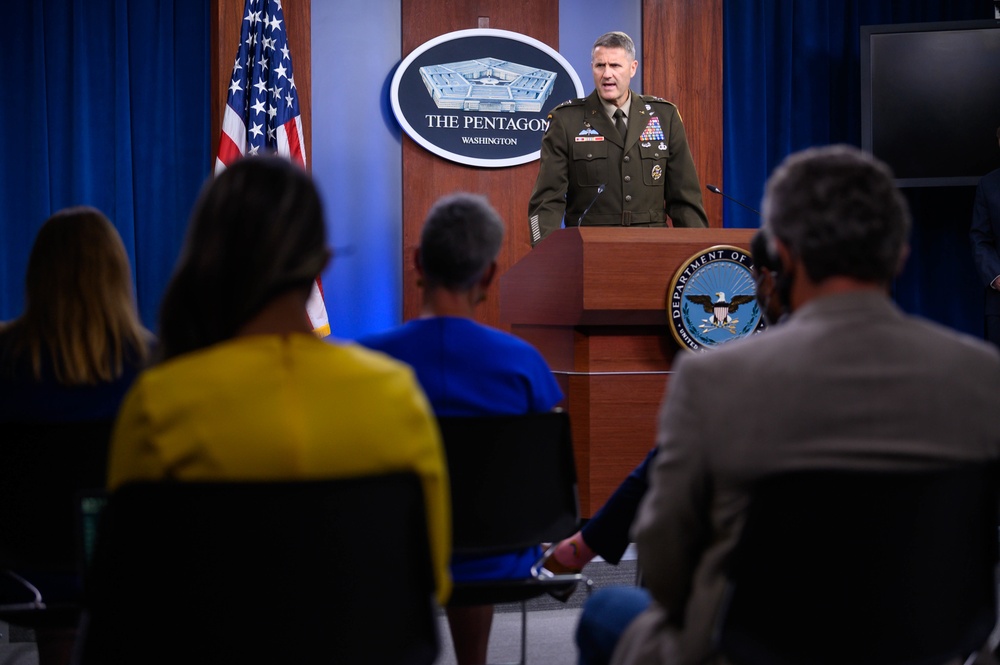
[{"left": 215, "top": 0, "right": 330, "bottom": 337}]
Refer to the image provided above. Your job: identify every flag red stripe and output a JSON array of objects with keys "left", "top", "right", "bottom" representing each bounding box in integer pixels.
[
  {"left": 216, "top": 132, "right": 243, "bottom": 168},
  {"left": 284, "top": 117, "right": 304, "bottom": 167}
]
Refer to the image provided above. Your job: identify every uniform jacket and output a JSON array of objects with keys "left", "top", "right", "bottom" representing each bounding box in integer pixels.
[
  {"left": 970, "top": 167, "right": 1000, "bottom": 316},
  {"left": 528, "top": 89, "right": 707, "bottom": 246},
  {"left": 611, "top": 291, "right": 1000, "bottom": 665}
]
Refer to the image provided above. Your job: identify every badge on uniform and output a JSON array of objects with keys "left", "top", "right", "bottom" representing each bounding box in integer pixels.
[
  {"left": 652, "top": 165, "right": 663, "bottom": 181},
  {"left": 640, "top": 116, "right": 664, "bottom": 142},
  {"left": 658, "top": 142, "right": 667, "bottom": 151},
  {"left": 578, "top": 128, "right": 600, "bottom": 136},
  {"left": 576, "top": 136, "right": 605, "bottom": 142}
]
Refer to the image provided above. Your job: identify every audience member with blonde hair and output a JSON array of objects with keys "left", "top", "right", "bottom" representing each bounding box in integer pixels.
[
  {"left": 107, "top": 156, "right": 451, "bottom": 604},
  {"left": 0, "top": 206, "right": 150, "bottom": 422}
]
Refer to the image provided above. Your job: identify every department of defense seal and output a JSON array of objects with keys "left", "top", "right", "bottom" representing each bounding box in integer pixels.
[{"left": 668, "top": 245, "right": 766, "bottom": 351}]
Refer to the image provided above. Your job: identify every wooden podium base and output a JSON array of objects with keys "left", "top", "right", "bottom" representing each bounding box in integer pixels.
[{"left": 500, "top": 227, "right": 755, "bottom": 515}]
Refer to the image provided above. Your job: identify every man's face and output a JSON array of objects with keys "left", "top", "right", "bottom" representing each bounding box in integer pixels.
[{"left": 592, "top": 46, "right": 638, "bottom": 108}]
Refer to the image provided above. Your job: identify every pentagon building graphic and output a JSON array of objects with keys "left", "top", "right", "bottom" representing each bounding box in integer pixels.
[{"left": 419, "top": 57, "right": 557, "bottom": 113}]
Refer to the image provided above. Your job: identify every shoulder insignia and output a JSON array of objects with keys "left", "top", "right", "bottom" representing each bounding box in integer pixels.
[
  {"left": 641, "top": 94, "right": 677, "bottom": 108},
  {"left": 552, "top": 98, "right": 586, "bottom": 111}
]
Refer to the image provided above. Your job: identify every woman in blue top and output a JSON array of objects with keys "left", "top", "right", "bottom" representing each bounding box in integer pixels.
[{"left": 360, "top": 192, "right": 563, "bottom": 665}]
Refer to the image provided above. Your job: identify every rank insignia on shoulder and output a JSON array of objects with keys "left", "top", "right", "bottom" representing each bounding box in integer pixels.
[{"left": 554, "top": 98, "right": 585, "bottom": 111}]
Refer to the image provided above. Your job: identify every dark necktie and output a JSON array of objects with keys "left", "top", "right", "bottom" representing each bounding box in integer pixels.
[{"left": 614, "top": 109, "right": 627, "bottom": 139}]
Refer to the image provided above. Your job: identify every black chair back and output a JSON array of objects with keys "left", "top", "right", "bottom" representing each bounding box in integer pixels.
[
  {"left": 0, "top": 420, "right": 112, "bottom": 574},
  {"left": 79, "top": 473, "right": 440, "bottom": 665},
  {"left": 716, "top": 463, "right": 1000, "bottom": 665},
  {"left": 437, "top": 410, "right": 579, "bottom": 556}
]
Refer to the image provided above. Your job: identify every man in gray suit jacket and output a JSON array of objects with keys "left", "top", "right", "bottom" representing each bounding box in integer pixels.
[{"left": 577, "top": 145, "right": 1000, "bottom": 665}]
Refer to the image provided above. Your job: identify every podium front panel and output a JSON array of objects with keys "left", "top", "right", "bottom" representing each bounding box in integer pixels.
[{"left": 501, "top": 227, "right": 755, "bottom": 514}]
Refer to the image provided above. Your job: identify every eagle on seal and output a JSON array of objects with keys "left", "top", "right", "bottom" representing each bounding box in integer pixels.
[{"left": 686, "top": 291, "right": 755, "bottom": 327}]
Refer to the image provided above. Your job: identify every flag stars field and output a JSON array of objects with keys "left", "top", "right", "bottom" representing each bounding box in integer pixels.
[{"left": 216, "top": 0, "right": 329, "bottom": 336}]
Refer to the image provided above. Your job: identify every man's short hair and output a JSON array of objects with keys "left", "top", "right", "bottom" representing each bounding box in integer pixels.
[
  {"left": 419, "top": 192, "right": 504, "bottom": 291},
  {"left": 592, "top": 31, "right": 636, "bottom": 61},
  {"left": 762, "top": 145, "right": 910, "bottom": 284}
]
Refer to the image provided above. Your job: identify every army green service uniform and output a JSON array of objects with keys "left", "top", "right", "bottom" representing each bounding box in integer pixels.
[{"left": 527, "top": 89, "right": 708, "bottom": 246}]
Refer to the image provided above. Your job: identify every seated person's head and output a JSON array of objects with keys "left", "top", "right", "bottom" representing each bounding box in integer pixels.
[
  {"left": 761, "top": 145, "right": 910, "bottom": 302},
  {"left": 2, "top": 206, "right": 147, "bottom": 384},
  {"left": 416, "top": 192, "right": 504, "bottom": 303},
  {"left": 157, "top": 157, "right": 329, "bottom": 361}
]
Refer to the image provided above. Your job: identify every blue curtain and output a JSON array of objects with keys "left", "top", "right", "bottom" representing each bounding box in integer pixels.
[
  {"left": 2, "top": 1, "right": 211, "bottom": 328},
  {"left": 723, "top": 0, "right": 990, "bottom": 337}
]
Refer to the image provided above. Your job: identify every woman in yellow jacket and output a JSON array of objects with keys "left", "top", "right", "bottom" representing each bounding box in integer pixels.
[{"left": 108, "top": 157, "right": 451, "bottom": 606}]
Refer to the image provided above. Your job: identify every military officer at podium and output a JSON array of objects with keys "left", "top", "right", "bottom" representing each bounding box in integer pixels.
[{"left": 527, "top": 31, "right": 708, "bottom": 246}]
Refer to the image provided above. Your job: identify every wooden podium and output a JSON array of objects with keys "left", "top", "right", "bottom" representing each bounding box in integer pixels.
[{"left": 499, "top": 226, "right": 756, "bottom": 516}]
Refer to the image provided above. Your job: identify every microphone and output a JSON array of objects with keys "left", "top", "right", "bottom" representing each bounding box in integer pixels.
[
  {"left": 706, "top": 184, "right": 760, "bottom": 216},
  {"left": 577, "top": 184, "right": 606, "bottom": 228}
]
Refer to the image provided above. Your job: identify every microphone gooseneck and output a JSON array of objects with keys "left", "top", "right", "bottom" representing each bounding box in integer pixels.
[
  {"left": 578, "top": 184, "right": 606, "bottom": 228},
  {"left": 706, "top": 184, "right": 760, "bottom": 216}
]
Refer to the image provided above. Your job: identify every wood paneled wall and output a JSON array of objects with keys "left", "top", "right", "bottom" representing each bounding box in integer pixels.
[
  {"left": 401, "top": 1, "right": 724, "bottom": 328},
  {"left": 644, "top": 0, "right": 724, "bottom": 227},
  {"left": 400, "top": 1, "right": 560, "bottom": 325},
  {"left": 211, "top": 0, "right": 312, "bottom": 167}
]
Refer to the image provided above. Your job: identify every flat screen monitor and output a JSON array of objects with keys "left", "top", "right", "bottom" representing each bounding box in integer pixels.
[{"left": 861, "top": 20, "right": 1000, "bottom": 187}]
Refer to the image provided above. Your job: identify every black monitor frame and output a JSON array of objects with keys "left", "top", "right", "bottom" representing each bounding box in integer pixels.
[{"left": 861, "top": 19, "right": 1000, "bottom": 187}]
